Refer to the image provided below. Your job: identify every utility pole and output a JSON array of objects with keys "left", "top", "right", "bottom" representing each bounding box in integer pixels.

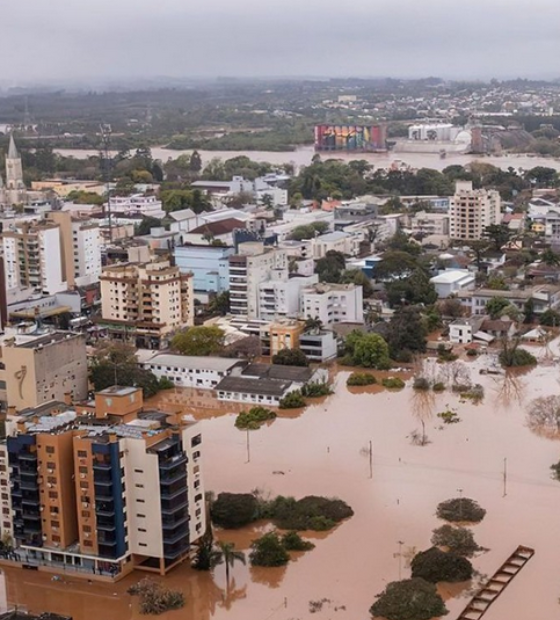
[
  {"left": 397, "top": 540, "right": 404, "bottom": 580},
  {"left": 246, "top": 429, "right": 250, "bottom": 463},
  {"left": 369, "top": 440, "right": 373, "bottom": 479},
  {"left": 503, "top": 458, "right": 508, "bottom": 497},
  {"left": 457, "top": 488, "right": 464, "bottom": 520}
]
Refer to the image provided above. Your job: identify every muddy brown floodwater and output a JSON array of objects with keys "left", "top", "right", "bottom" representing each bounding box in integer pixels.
[{"left": 4, "top": 351, "right": 560, "bottom": 620}]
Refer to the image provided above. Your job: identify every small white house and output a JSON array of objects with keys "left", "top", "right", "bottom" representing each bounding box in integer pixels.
[
  {"left": 449, "top": 317, "right": 484, "bottom": 344},
  {"left": 430, "top": 269, "right": 475, "bottom": 298}
]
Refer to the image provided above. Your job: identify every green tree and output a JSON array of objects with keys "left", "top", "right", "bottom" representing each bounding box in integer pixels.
[
  {"left": 499, "top": 303, "right": 522, "bottom": 322},
  {"left": 208, "top": 291, "right": 230, "bottom": 316},
  {"left": 136, "top": 217, "right": 162, "bottom": 236},
  {"left": 385, "top": 306, "right": 428, "bottom": 361},
  {"left": 411, "top": 547, "right": 473, "bottom": 583},
  {"left": 171, "top": 326, "right": 225, "bottom": 356},
  {"left": 525, "top": 166, "right": 558, "bottom": 187},
  {"left": 350, "top": 333, "right": 391, "bottom": 369},
  {"left": 375, "top": 251, "right": 418, "bottom": 281},
  {"left": 249, "top": 532, "right": 290, "bottom": 567},
  {"left": 215, "top": 541, "right": 246, "bottom": 583},
  {"left": 431, "top": 525, "right": 481, "bottom": 557},
  {"left": 370, "top": 578, "right": 448, "bottom": 620},
  {"left": 541, "top": 248, "right": 560, "bottom": 266},
  {"left": 385, "top": 268, "right": 437, "bottom": 307},
  {"left": 540, "top": 309, "right": 560, "bottom": 326},
  {"left": 436, "top": 497, "right": 486, "bottom": 524},
  {"left": 487, "top": 275, "right": 508, "bottom": 290},
  {"left": 211, "top": 493, "right": 259, "bottom": 529},
  {"left": 486, "top": 296, "right": 510, "bottom": 319},
  {"left": 341, "top": 268, "right": 374, "bottom": 298},
  {"left": 189, "top": 150, "right": 202, "bottom": 173},
  {"left": 315, "top": 250, "right": 346, "bottom": 283},
  {"left": 484, "top": 224, "right": 512, "bottom": 252},
  {"left": 272, "top": 348, "right": 309, "bottom": 367}
]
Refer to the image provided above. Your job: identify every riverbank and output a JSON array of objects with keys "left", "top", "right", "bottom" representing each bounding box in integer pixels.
[{"left": 53, "top": 145, "right": 560, "bottom": 173}]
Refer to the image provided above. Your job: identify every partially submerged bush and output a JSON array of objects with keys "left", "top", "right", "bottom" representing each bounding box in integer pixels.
[
  {"left": 128, "top": 579, "right": 184, "bottom": 615},
  {"left": 249, "top": 532, "right": 290, "bottom": 567},
  {"left": 499, "top": 347, "right": 537, "bottom": 368},
  {"left": 432, "top": 382, "right": 446, "bottom": 392},
  {"left": 347, "top": 372, "right": 377, "bottom": 386},
  {"left": 264, "top": 495, "right": 353, "bottom": 531},
  {"left": 436, "top": 498, "right": 486, "bottom": 524},
  {"left": 382, "top": 377, "right": 406, "bottom": 389},
  {"left": 279, "top": 389, "right": 306, "bottom": 409},
  {"left": 370, "top": 578, "right": 448, "bottom": 620},
  {"left": 431, "top": 525, "right": 481, "bottom": 557},
  {"left": 411, "top": 547, "right": 473, "bottom": 583},
  {"left": 413, "top": 377, "right": 430, "bottom": 391},
  {"left": 437, "top": 408, "right": 461, "bottom": 424},
  {"left": 211, "top": 492, "right": 259, "bottom": 529},
  {"left": 281, "top": 530, "right": 315, "bottom": 551},
  {"left": 301, "top": 381, "right": 332, "bottom": 398},
  {"left": 235, "top": 406, "right": 276, "bottom": 430}
]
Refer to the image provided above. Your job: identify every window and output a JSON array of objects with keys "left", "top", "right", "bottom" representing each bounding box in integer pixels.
[
  {"left": 136, "top": 498, "right": 145, "bottom": 503},
  {"left": 48, "top": 491, "right": 58, "bottom": 499},
  {"left": 191, "top": 434, "right": 202, "bottom": 447},
  {"left": 51, "top": 520, "right": 60, "bottom": 528},
  {"left": 47, "top": 462, "right": 56, "bottom": 469},
  {"left": 79, "top": 481, "right": 88, "bottom": 489},
  {"left": 83, "top": 525, "right": 91, "bottom": 533},
  {"left": 81, "top": 510, "right": 90, "bottom": 518},
  {"left": 135, "top": 483, "right": 144, "bottom": 489},
  {"left": 52, "top": 535, "right": 60, "bottom": 543},
  {"left": 84, "top": 540, "right": 93, "bottom": 547},
  {"left": 134, "top": 469, "right": 143, "bottom": 474},
  {"left": 138, "top": 528, "right": 146, "bottom": 533},
  {"left": 139, "top": 543, "right": 147, "bottom": 547},
  {"left": 79, "top": 466, "right": 88, "bottom": 474},
  {"left": 194, "top": 480, "right": 200, "bottom": 489},
  {"left": 193, "top": 450, "right": 201, "bottom": 460},
  {"left": 46, "top": 446, "right": 55, "bottom": 454}
]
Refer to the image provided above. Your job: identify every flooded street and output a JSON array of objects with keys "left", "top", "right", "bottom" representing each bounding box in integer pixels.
[{"left": 4, "top": 352, "right": 560, "bottom": 620}]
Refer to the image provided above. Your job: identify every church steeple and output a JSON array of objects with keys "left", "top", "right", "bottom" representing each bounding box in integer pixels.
[{"left": 8, "top": 133, "right": 19, "bottom": 160}]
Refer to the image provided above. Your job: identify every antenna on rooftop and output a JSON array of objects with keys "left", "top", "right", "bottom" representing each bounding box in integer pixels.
[{"left": 99, "top": 124, "right": 113, "bottom": 242}]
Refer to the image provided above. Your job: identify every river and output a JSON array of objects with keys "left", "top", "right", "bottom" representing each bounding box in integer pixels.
[
  {"left": 54, "top": 145, "right": 560, "bottom": 173},
  {"left": 3, "top": 347, "right": 560, "bottom": 620}
]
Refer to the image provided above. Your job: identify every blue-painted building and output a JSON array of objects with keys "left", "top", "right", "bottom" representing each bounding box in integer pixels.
[{"left": 174, "top": 245, "right": 234, "bottom": 297}]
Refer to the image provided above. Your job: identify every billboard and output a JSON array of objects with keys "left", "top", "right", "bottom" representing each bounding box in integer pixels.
[{"left": 314, "top": 124, "right": 387, "bottom": 152}]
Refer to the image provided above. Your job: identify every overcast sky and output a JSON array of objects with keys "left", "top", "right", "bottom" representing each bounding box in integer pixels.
[{"left": 2, "top": 0, "right": 560, "bottom": 83}]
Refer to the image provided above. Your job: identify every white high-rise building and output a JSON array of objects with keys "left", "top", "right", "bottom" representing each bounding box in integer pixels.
[
  {"left": 229, "top": 242, "right": 289, "bottom": 319},
  {"left": 301, "top": 283, "right": 364, "bottom": 326},
  {"left": 2, "top": 223, "right": 66, "bottom": 295},
  {"left": 449, "top": 181, "right": 501, "bottom": 241}
]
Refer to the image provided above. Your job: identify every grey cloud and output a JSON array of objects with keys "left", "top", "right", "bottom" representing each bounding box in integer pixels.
[{"left": 2, "top": 0, "right": 560, "bottom": 83}]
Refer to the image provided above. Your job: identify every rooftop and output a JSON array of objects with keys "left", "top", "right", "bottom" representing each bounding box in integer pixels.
[
  {"left": 215, "top": 375, "right": 291, "bottom": 397},
  {"left": 430, "top": 269, "right": 474, "bottom": 285},
  {"left": 97, "top": 385, "right": 139, "bottom": 397},
  {"left": 144, "top": 354, "right": 244, "bottom": 373}
]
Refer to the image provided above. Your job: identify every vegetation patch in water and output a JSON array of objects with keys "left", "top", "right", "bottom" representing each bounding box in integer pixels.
[{"left": 235, "top": 406, "right": 276, "bottom": 430}]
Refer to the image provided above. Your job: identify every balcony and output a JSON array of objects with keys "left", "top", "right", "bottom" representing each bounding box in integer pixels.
[
  {"left": 161, "top": 497, "right": 188, "bottom": 515},
  {"left": 160, "top": 484, "right": 187, "bottom": 501},
  {"left": 19, "top": 453, "right": 38, "bottom": 462},
  {"left": 97, "top": 521, "right": 116, "bottom": 532},
  {"left": 163, "top": 529, "right": 189, "bottom": 546},
  {"left": 160, "top": 471, "right": 187, "bottom": 486},
  {"left": 159, "top": 453, "right": 187, "bottom": 471},
  {"left": 93, "top": 461, "right": 112, "bottom": 472},
  {"left": 162, "top": 514, "right": 189, "bottom": 530}
]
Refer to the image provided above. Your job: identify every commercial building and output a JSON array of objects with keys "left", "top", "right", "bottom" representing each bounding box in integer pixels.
[
  {"left": 173, "top": 245, "right": 234, "bottom": 298},
  {"left": 139, "top": 354, "right": 244, "bottom": 389},
  {"left": 408, "top": 211, "right": 450, "bottom": 237},
  {"left": 301, "top": 283, "right": 364, "bottom": 326},
  {"left": 310, "top": 231, "right": 363, "bottom": 259},
  {"left": 99, "top": 259, "right": 194, "bottom": 349},
  {"left": 2, "top": 386, "right": 205, "bottom": 578},
  {"left": 258, "top": 272, "right": 318, "bottom": 321},
  {"left": 105, "top": 195, "right": 165, "bottom": 218},
  {"left": 449, "top": 181, "right": 501, "bottom": 241},
  {"left": 215, "top": 363, "right": 319, "bottom": 406},
  {"left": 430, "top": 269, "right": 475, "bottom": 298},
  {"left": 457, "top": 284, "right": 560, "bottom": 316},
  {"left": 2, "top": 332, "right": 88, "bottom": 411}
]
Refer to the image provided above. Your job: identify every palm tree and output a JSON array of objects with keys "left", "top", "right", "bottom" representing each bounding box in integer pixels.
[
  {"left": 304, "top": 316, "right": 323, "bottom": 334},
  {"left": 216, "top": 541, "right": 246, "bottom": 584}
]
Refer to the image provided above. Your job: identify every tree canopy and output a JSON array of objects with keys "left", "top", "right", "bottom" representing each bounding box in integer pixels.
[
  {"left": 370, "top": 578, "right": 448, "bottom": 620},
  {"left": 410, "top": 547, "right": 473, "bottom": 583},
  {"left": 170, "top": 326, "right": 225, "bottom": 356}
]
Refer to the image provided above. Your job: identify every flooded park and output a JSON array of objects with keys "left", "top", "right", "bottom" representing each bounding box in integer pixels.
[{"left": 3, "top": 344, "right": 560, "bottom": 620}]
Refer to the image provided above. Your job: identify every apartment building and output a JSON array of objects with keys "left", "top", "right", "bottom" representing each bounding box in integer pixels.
[
  {"left": 229, "top": 242, "right": 288, "bottom": 319},
  {"left": 408, "top": 210, "right": 450, "bottom": 237},
  {"left": 449, "top": 181, "right": 501, "bottom": 241},
  {"left": 99, "top": 259, "right": 194, "bottom": 349},
  {"left": 2, "top": 223, "right": 66, "bottom": 295},
  {"left": 47, "top": 211, "right": 102, "bottom": 287},
  {"left": 258, "top": 272, "right": 318, "bottom": 320},
  {"left": 301, "top": 283, "right": 364, "bottom": 326},
  {"left": 174, "top": 245, "right": 234, "bottom": 299},
  {"left": 3, "top": 387, "right": 205, "bottom": 578},
  {"left": 105, "top": 194, "right": 165, "bottom": 218},
  {"left": 2, "top": 332, "right": 88, "bottom": 411}
]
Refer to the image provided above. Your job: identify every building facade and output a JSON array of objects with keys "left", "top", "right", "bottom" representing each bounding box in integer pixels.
[
  {"left": 2, "top": 224, "right": 66, "bottom": 295},
  {"left": 99, "top": 259, "right": 194, "bottom": 349},
  {"left": 301, "top": 283, "right": 364, "bottom": 326},
  {"left": 449, "top": 181, "right": 501, "bottom": 241},
  {"left": 174, "top": 245, "right": 234, "bottom": 298},
  {"left": 3, "top": 387, "right": 205, "bottom": 578},
  {"left": 3, "top": 332, "right": 88, "bottom": 411}
]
